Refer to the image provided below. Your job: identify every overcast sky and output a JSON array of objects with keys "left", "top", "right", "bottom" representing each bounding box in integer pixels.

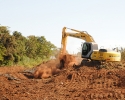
[{"left": 0, "top": 0, "right": 125, "bottom": 54}]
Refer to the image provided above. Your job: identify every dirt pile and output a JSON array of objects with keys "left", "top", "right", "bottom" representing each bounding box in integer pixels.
[
  {"left": 34, "top": 65, "right": 52, "bottom": 79},
  {"left": 59, "top": 54, "right": 78, "bottom": 69},
  {"left": 1, "top": 55, "right": 125, "bottom": 99},
  {"left": 33, "top": 59, "right": 60, "bottom": 79},
  {"left": 33, "top": 54, "right": 78, "bottom": 79}
]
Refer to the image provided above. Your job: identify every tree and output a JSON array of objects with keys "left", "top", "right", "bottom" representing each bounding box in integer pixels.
[
  {"left": 0, "top": 26, "right": 16, "bottom": 65},
  {"left": 13, "top": 31, "right": 27, "bottom": 62},
  {"left": 25, "top": 35, "right": 38, "bottom": 58},
  {"left": 36, "top": 36, "right": 56, "bottom": 59},
  {"left": 0, "top": 25, "right": 57, "bottom": 66}
]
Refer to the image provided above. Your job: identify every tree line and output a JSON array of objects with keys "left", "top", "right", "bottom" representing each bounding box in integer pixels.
[{"left": 0, "top": 26, "right": 57, "bottom": 66}]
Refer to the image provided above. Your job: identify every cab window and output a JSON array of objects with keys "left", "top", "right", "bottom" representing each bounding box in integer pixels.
[{"left": 82, "top": 43, "right": 91, "bottom": 55}]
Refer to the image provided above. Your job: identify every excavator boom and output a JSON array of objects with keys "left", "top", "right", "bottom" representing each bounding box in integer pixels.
[
  {"left": 61, "top": 27, "right": 95, "bottom": 54},
  {"left": 62, "top": 27, "right": 95, "bottom": 42}
]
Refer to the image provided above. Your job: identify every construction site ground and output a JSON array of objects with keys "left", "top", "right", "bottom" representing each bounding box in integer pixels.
[{"left": 0, "top": 56, "right": 125, "bottom": 100}]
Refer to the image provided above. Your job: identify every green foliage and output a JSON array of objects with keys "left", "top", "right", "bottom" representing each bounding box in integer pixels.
[
  {"left": 0, "top": 25, "right": 57, "bottom": 67},
  {"left": 121, "top": 47, "right": 125, "bottom": 60},
  {"left": 0, "top": 43, "right": 6, "bottom": 64}
]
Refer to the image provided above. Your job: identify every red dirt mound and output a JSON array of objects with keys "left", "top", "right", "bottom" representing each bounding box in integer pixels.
[
  {"left": 59, "top": 54, "right": 78, "bottom": 69},
  {"left": 33, "top": 59, "right": 61, "bottom": 79},
  {"left": 33, "top": 65, "right": 52, "bottom": 79}
]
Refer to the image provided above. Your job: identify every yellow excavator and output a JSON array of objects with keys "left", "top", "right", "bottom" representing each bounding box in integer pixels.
[{"left": 60, "top": 27, "right": 121, "bottom": 62}]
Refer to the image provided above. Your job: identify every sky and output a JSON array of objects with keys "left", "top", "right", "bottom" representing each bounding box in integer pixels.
[{"left": 0, "top": 0, "right": 125, "bottom": 54}]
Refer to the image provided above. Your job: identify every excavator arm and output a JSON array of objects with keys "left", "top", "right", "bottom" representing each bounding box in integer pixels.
[{"left": 61, "top": 27, "right": 95, "bottom": 54}]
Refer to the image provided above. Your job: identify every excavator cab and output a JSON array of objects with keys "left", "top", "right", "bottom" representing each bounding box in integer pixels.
[{"left": 81, "top": 42, "right": 98, "bottom": 59}]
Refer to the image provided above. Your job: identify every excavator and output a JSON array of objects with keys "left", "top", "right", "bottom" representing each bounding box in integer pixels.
[{"left": 60, "top": 27, "right": 121, "bottom": 63}]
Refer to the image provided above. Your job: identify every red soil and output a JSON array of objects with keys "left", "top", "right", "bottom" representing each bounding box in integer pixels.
[{"left": 0, "top": 55, "right": 125, "bottom": 100}]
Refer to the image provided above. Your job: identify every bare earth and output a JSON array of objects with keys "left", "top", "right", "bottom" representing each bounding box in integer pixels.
[{"left": 1, "top": 58, "right": 125, "bottom": 100}]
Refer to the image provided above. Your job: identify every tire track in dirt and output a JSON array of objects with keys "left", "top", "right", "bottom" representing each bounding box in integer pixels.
[{"left": 51, "top": 65, "right": 125, "bottom": 99}]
